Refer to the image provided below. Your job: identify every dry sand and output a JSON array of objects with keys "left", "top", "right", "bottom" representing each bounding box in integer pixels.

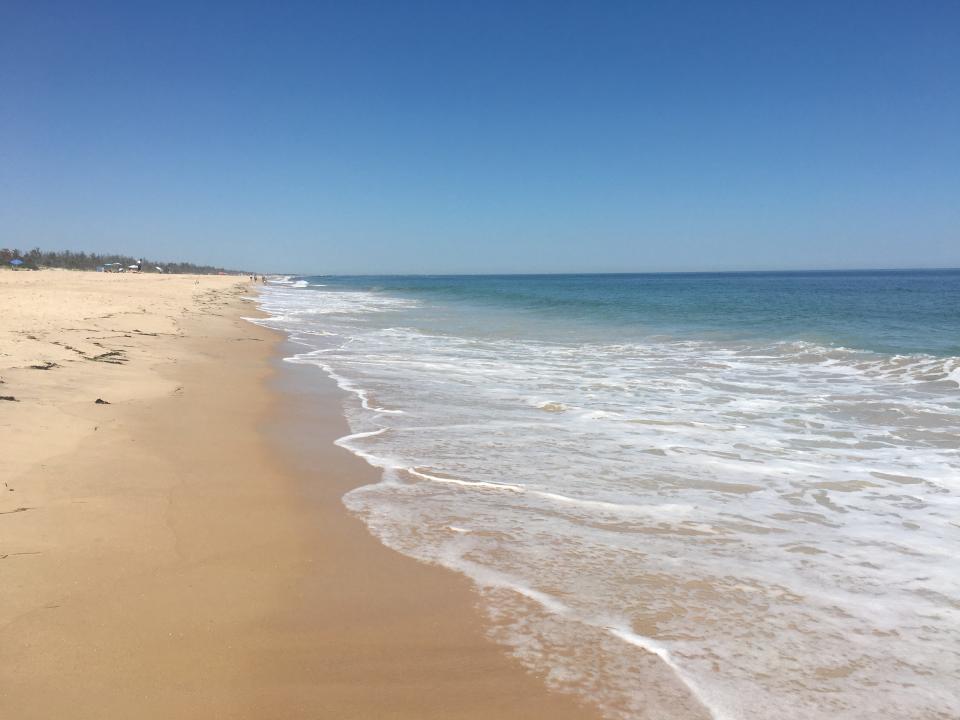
[{"left": 0, "top": 269, "right": 602, "bottom": 719}]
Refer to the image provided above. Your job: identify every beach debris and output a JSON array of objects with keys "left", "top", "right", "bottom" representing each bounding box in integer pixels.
[
  {"left": 94, "top": 398, "right": 111, "bottom": 405},
  {"left": 4, "top": 482, "right": 13, "bottom": 492},
  {"left": 29, "top": 361, "right": 58, "bottom": 370},
  {"left": 0, "top": 395, "right": 18, "bottom": 402},
  {"left": 0, "top": 507, "right": 33, "bottom": 515},
  {"left": 87, "top": 350, "right": 127, "bottom": 364},
  {"left": 51, "top": 341, "right": 128, "bottom": 364}
]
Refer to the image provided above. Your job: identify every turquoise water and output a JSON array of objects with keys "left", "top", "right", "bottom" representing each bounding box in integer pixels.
[
  {"left": 255, "top": 270, "right": 960, "bottom": 720},
  {"left": 310, "top": 270, "right": 960, "bottom": 355}
]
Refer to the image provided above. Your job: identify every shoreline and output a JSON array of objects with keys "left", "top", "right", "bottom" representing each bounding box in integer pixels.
[
  {"left": 261, "top": 337, "right": 605, "bottom": 718},
  {"left": 0, "top": 270, "right": 602, "bottom": 719}
]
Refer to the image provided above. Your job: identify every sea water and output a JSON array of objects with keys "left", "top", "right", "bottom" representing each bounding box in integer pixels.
[{"left": 253, "top": 271, "right": 960, "bottom": 720}]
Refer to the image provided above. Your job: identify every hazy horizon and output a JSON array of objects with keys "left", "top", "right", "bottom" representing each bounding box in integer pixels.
[{"left": 282, "top": 266, "right": 960, "bottom": 277}]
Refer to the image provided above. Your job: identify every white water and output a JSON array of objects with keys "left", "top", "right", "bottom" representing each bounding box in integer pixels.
[{"left": 252, "top": 281, "right": 960, "bottom": 720}]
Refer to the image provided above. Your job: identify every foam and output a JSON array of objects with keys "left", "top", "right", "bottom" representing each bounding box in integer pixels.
[
  {"left": 531, "top": 490, "right": 697, "bottom": 519},
  {"left": 251, "top": 281, "right": 960, "bottom": 720},
  {"left": 407, "top": 467, "right": 526, "bottom": 493},
  {"left": 948, "top": 364, "right": 960, "bottom": 388},
  {"left": 604, "top": 624, "right": 731, "bottom": 720}
]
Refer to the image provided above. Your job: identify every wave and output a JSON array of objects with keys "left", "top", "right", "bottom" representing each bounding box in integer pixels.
[{"left": 251, "top": 280, "right": 960, "bottom": 720}]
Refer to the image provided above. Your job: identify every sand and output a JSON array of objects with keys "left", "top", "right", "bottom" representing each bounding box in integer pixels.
[{"left": 0, "top": 269, "right": 602, "bottom": 719}]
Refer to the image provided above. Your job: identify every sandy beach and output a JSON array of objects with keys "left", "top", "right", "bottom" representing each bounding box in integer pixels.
[{"left": 0, "top": 269, "right": 601, "bottom": 719}]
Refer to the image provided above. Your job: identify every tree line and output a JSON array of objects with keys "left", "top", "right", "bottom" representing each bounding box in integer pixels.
[{"left": 1, "top": 247, "right": 239, "bottom": 275}]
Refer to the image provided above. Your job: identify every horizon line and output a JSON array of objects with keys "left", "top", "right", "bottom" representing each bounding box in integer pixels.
[{"left": 281, "top": 266, "right": 960, "bottom": 278}]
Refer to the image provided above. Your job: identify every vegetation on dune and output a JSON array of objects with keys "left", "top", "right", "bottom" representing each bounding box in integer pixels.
[{"left": 0, "top": 247, "right": 239, "bottom": 274}]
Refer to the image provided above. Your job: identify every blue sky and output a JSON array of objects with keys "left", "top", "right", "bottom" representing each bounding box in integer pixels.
[{"left": 1, "top": 1, "right": 958, "bottom": 273}]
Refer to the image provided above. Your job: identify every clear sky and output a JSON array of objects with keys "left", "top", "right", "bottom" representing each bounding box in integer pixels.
[{"left": 1, "top": 1, "right": 958, "bottom": 273}]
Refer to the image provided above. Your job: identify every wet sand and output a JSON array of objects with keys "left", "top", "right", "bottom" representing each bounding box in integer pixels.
[{"left": 0, "top": 269, "right": 602, "bottom": 719}]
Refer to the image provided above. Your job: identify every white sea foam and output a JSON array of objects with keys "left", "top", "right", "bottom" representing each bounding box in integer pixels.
[
  {"left": 253, "top": 282, "right": 960, "bottom": 720},
  {"left": 948, "top": 363, "right": 960, "bottom": 388}
]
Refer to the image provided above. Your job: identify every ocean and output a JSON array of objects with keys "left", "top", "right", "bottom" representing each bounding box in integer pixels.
[{"left": 252, "top": 270, "right": 960, "bottom": 720}]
